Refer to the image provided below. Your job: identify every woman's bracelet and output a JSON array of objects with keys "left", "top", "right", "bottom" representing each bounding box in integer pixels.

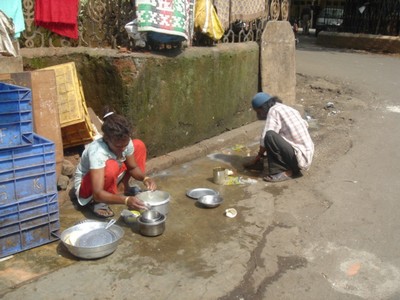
[
  {"left": 143, "top": 176, "right": 150, "bottom": 182},
  {"left": 124, "top": 196, "right": 129, "bottom": 205}
]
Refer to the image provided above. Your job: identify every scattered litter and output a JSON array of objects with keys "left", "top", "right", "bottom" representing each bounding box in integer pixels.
[
  {"left": 386, "top": 105, "right": 400, "bottom": 113},
  {"left": 325, "top": 102, "right": 335, "bottom": 109},
  {"left": 328, "top": 110, "right": 339, "bottom": 116},
  {"left": 240, "top": 178, "right": 258, "bottom": 184},
  {"left": 221, "top": 149, "right": 232, "bottom": 155},
  {"left": 224, "top": 176, "right": 242, "bottom": 185},
  {"left": 344, "top": 180, "right": 358, "bottom": 183},
  {"left": 0, "top": 255, "right": 14, "bottom": 262},
  {"left": 306, "top": 117, "right": 319, "bottom": 129},
  {"left": 232, "top": 144, "right": 245, "bottom": 151},
  {"left": 223, "top": 176, "right": 258, "bottom": 185},
  {"left": 225, "top": 208, "right": 237, "bottom": 218}
]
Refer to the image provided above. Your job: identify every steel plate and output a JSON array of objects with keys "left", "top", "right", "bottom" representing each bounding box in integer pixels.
[{"left": 186, "top": 188, "right": 219, "bottom": 199}]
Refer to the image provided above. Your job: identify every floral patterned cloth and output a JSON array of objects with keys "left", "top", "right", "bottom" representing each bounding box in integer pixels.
[{"left": 136, "top": 0, "right": 193, "bottom": 40}]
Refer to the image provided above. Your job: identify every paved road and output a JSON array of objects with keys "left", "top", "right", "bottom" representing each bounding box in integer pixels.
[
  {"left": 282, "top": 36, "right": 400, "bottom": 300},
  {"left": 2, "top": 38, "right": 400, "bottom": 300}
]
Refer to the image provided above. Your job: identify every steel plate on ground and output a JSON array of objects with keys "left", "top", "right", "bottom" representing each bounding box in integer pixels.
[{"left": 186, "top": 188, "right": 219, "bottom": 199}]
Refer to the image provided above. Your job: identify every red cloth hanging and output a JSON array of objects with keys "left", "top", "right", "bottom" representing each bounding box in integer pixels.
[{"left": 34, "top": 0, "right": 79, "bottom": 40}]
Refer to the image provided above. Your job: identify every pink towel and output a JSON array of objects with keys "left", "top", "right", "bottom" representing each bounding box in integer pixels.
[{"left": 34, "top": 0, "right": 79, "bottom": 40}]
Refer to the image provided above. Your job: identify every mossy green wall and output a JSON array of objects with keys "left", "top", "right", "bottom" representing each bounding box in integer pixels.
[{"left": 22, "top": 42, "right": 259, "bottom": 157}]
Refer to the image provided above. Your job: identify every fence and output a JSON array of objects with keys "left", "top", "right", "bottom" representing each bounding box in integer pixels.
[
  {"left": 20, "top": 0, "right": 290, "bottom": 49},
  {"left": 341, "top": 0, "right": 400, "bottom": 36}
]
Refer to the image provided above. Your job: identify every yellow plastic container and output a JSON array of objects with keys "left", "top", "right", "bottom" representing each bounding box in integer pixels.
[{"left": 42, "top": 62, "right": 95, "bottom": 148}]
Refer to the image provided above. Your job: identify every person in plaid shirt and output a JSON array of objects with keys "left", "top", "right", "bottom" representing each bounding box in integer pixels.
[{"left": 245, "top": 92, "right": 314, "bottom": 182}]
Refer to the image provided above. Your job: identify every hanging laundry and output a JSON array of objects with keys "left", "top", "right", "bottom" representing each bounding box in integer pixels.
[
  {"left": 0, "top": 0, "right": 25, "bottom": 38},
  {"left": 194, "top": 0, "right": 224, "bottom": 41},
  {"left": 34, "top": 0, "right": 79, "bottom": 40},
  {"left": 0, "top": 10, "right": 17, "bottom": 56},
  {"left": 136, "top": 0, "right": 191, "bottom": 43}
]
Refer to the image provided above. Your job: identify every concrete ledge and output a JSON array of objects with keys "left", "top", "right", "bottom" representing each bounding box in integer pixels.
[
  {"left": 317, "top": 32, "right": 400, "bottom": 54},
  {"left": 146, "top": 121, "right": 263, "bottom": 174}
]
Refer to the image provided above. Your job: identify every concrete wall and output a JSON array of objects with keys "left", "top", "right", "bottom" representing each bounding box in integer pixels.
[{"left": 20, "top": 43, "right": 260, "bottom": 157}]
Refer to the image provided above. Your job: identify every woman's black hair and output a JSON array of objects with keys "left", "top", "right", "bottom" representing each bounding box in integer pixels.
[{"left": 101, "top": 107, "right": 133, "bottom": 140}]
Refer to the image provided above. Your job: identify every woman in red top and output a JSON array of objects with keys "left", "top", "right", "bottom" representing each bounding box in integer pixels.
[{"left": 74, "top": 109, "right": 157, "bottom": 218}]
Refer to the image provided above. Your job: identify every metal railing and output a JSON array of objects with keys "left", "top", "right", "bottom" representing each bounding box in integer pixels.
[
  {"left": 20, "top": 0, "right": 290, "bottom": 49},
  {"left": 341, "top": 0, "right": 400, "bottom": 36},
  {"left": 21, "top": 0, "right": 136, "bottom": 48},
  {"left": 221, "top": 0, "right": 290, "bottom": 43}
]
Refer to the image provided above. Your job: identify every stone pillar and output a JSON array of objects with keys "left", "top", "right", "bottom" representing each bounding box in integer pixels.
[
  {"left": 261, "top": 21, "right": 296, "bottom": 107},
  {"left": 0, "top": 56, "right": 23, "bottom": 74}
]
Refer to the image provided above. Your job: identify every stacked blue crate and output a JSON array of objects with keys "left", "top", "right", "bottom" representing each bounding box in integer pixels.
[
  {"left": 0, "top": 83, "right": 60, "bottom": 258},
  {"left": 0, "top": 83, "right": 34, "bottom": 150}
]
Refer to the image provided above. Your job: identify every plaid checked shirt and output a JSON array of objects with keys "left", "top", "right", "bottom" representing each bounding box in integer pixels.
[{"left": 260, "top": 103, "right": 314, "bottom": 170}]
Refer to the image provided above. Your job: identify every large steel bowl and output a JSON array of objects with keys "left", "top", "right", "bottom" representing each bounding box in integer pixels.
[
  {"left": 197, "top": 194, "right": 223, "bottom": 208},
  {"left": 61, "top": 220, "right": 124, "bottom": 259},
  {"left": 136, "top": 190, "right": 170, "bottom": 215}
]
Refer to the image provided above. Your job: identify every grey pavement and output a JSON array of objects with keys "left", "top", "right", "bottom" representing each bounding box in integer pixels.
[{"left": 0, "top": 121, "right": 269, "bottom": 300}]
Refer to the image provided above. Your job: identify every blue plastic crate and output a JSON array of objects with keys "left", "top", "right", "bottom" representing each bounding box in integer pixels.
[
  {"left": 0, "top": 198, "right": 60, "bottom": 258},
  {"left": 0, "top": 134, "right": 57, "bottom": 205},
  {"left": 0, "top": 192, "right": 59, "bottom": 227},
  {"left": 0, "top": 83, "right": 33, "bottom": 149}
]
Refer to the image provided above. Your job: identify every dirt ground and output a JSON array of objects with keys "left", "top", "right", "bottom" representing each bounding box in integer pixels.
[{"left": 297, "top": 71, "right": 366, "bottom": 171}]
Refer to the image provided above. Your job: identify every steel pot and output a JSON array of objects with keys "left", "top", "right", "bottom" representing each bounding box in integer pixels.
[
  {"left": 213, "top": 167, "right": 227, "bottom": 185},
  {"left": 137, "top": 212, "right": 166, "bottom": 237},
  {"left": 136, "top": 190, "right": 170, "bottom": 215},
  {"left": 140, "top": 210, "right": 163, "bottom": 223}
]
